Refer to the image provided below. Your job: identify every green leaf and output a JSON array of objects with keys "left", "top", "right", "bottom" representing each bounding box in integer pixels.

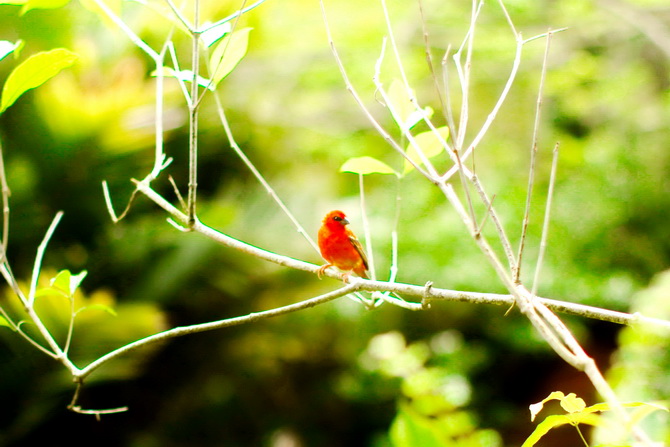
[
  {"left": 76, "top": 303, "right": 117, "bottom": 317},
  {"left": 20, "top": 0, "right": 70, "bottom": 14},
  {"left": 0, "top": 40, "right": 22, "bottom": 63},
  {"left": 201, "top": 22, "right": 232, "bottom": 47},
  {"left": 50, "top": 269, "right": 87, "bottom": 296},
  {"left": 387, "top": 79, "right": 433, "bottom": 131},
  {"left": 390, "top": 404, "right": 446, "bottom": 447},
  {"left": 522, "top": 413, "right": 601, "bottom": 447},
  {"left": 209, "top": 27, "right": 252, "bottom": 87},
  {"left": 340, "top": 156, "right": 398, "bottom": 176},
  {"left": 560, "top": 393, "right": 586, "bottom": 414},
  {"left": 1, "top": 48, "right": 78, "bottom": 113},
  {"left": 0, "top": 315, "right": 14, "bottom": 330},
  {"left": 404, "top": 127, "right": 450, "bottom": 174},
  {"left": 150, "top": 67, "right": 215, "bottom": 91}
]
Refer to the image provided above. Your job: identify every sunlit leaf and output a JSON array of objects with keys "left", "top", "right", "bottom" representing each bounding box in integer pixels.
[
  {"left": 201, "top": 22, "right": 232, "bottom": 47},
  {"left": 340, "top": 156, "right": 398, "bottom": 176},
  {"left": 20, "top": 0, "right": 70, "bottom": 14},
  {"left": 404, "top": 127, "right": 450, "bottom": 174},
  {"left": 390, "top": 404, "right": 446, "bottom": 447},
  {"left": 150, "top": 67, "right": 215, "bottom": 91},
  {"left": 209, "top": 27, "right": 252, "bottom": 87},
  {"left": 0, "top": 40, "right": 22, "bottom": 62},
  {"left": 387, "top": 79, "right": 433, "bottom": 131},
  {"left": 0, "top": 315, "right": 14, "bottom": 330},
  {"left": 49, "top": 269, "right": 87, "bottom": 296},
  {"left": 560, "top": 393, "right": 586, "bottom": 414},
  {"left": 76, "top": 303, "right": 118, "bottom": 317},
  {"left": 1, "top": 48, "right": 78, "bottom": 113},
  {"left": 522, "top": 413, "right": 600, "bottom": 447}
]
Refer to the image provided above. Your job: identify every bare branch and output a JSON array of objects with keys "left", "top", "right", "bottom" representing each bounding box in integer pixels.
[
  {"left": 531, "top": 143, "right": 559, "bottom": 297},
  {"left": 76, "top": 283, "right": 361, "bottom": 380}
]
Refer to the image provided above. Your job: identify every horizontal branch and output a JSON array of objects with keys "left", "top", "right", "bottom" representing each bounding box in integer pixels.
[
  {"left": 131, "top": 180, "right": 670, "bottom": 330},
  {"left": 76, "top": 282, "right": 361, "bottom": 380}
]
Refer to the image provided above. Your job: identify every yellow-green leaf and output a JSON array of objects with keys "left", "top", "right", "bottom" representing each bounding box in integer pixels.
[
  {"left": 340, "top": 156, "right": 398, "bottom": 176},
  {"left": 201, "top": 22, "right": 231, "bottom": 47},
  {"left": 77, "top": 303, "right": 117, "bottom": 317},
  {"left": 49, "top": 269, "right": 87, "bottom": 296},
  {"left": 1, "top": 48, "right": 78, "bottom": 113},
  {"left": 560, "top": 393, "right": 586, "bottom": 414},
  {"left": 0, "top": 315, "right": 14, "bottom": 330},
  {"left": 209, "top": 27, "right": 252, "bottom": 87},
  {"left": 522, "top": 413, "right": 600, "bottom": 447},
  {"left": 530, "top": 391, "right": 566, "bottom": 421},
  {"left": 387, "top": 79, "right": 433, "bottom": 131},
  {"left": 404, "top": 127, "right": 450, "bottom": 174},
  {"left": 0, "top": 40, "right": 22, "bottom": 63},
  {"left": 20, "top": 0, "right": 70, "bottom": 14}
]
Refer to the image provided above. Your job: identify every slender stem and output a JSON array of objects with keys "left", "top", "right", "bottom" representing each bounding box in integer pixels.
[
  {"left": 531, "top": 143, "right": 559, "bottom": 296},
  {"left": 90, "top": 0, "right": 160, "bottom": 61},
  {"left": 187, "top": 0, "right": 200, "bottom": 225},
  {"left": 516, "top": 28, "right": 553, "bottom": 283},
  {"left": 198, "top": 0, "right": 270, "bottom": 34},
  {"left": 211, "top": 94, "right": 319, "bottom": 253},
  {"left": 29, "top": 212, "right": 64, "bottom": 307},
  {"left": 358, "top": 174, "right": 375, "bottom": 280},
  {"left": 0, "top": 139, "right": 10, "bottom": 259},
  {"left": 319, "top": 0, "right": 432, "bottom": 179}
]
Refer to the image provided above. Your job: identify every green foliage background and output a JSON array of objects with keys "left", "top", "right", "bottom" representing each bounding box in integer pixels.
[{"left": 0, "top": 0, "right": 669, "bottom": 446}]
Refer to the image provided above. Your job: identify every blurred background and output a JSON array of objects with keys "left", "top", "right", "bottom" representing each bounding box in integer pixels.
[{"left": 0, "top": 0, "right": 669, "bottom": 445}]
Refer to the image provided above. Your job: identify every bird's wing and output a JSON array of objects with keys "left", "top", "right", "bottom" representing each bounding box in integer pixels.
[{"left": 348, "top": 234, "right": 369, "bottom": 271}]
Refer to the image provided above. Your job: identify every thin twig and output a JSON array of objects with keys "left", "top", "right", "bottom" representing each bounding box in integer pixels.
[
  {"left": 211, "top": 94, "right": 319, "bottom": 252},
  {"left": 516, "top": 28, "right": 553, "bottom": 283},
  {"left": 417, "top": 0, "right": 447, "bottom": 120},
  {"left": 0, "top": 140, "right": 10, "bottom": 259},
  {"left": 358, "top": 174, "right": 376, "bottom": 280},
  {"left": 319, "top": 0, "right": 432, "bottom": 180},
  {"left": 76, "top": 283, "right": 361, "bottom": 380},
  {"left": 531, "top": 143, "right": 559, "bottom": 297},
  {"left": 90, "top": 0, "right": 160, "bottom": 61},
  {"left": 186, "top": 0, "right": 201, "bottom": 226},
  {"left": 29, "top": 211, "right": 64, "bottom": 307},
  {"left": 198, "top": 0, "right": 270, "bottom": 34}
]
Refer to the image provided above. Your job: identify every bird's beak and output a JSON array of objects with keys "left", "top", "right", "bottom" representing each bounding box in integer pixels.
[{"left": 342, "top": 218, "right": 350, "bottom": 225}]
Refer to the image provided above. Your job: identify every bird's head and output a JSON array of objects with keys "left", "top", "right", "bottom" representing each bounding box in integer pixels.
[{"left": 323, "top": 210, "right": 350, "bottom": 227}]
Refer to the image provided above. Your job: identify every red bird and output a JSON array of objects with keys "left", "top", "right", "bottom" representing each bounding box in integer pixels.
[{"left": 318, "top": 210, "right": 369, "bottom": 279}]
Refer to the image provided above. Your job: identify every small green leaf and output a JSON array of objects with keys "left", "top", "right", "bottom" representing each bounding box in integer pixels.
[
  {"left": 151, "top": 67, "right": 215, "bottom": 91},
  {"left": 340, "top": 156, "right": 398, "bottom": 176},
  {"left": 49, "top": 269, "right": 87, "bottom": 296},
  {"left": 0, "top": 40, "right": 21, "bottom": 63},
  {"left": 530, "top": 391, "right": 566, "bottom": 421},
  {"left": 77, "top": 303, "right": 117, "bottom": 317},
  {"left": 20, "top": 0, "right": 70, "bottom": 14},
  {"left": 404, "top": 127, "right": 450, "bottom": 174},
  {"left": 50, "top": 270, "right": 73, "bottom": 294},
  {"left": 387, "top": 79, "right": 433, "bottom": 131},
  {"left": 201, "top": 22, "right": 232, "bottom": 47},
  {"left": 209, "top": 27, "right": 252, "bottom": 87},
  {"left": 390, "top": 404, "right": 446, "bottom": 447},
  {"left": 0, "top": 315, "right": 14, "bottom": 330},
  {"left": 1, "top": 48, "right": 78, "bottom": 113},
  {"left": 560, "top": 393, "right": 586, "bottom": 414},
  {"left": 522, "top": 413, "right": 600, "bottom": 447}
]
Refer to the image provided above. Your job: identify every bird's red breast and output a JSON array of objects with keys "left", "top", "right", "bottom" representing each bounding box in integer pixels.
[{"left": 318, "top": 210, "right": 368, "bottom": 278}]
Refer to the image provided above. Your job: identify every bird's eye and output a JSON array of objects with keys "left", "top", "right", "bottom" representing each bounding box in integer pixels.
[{"left": 332, "top": 216, "right": 342, "bottom": 221}]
